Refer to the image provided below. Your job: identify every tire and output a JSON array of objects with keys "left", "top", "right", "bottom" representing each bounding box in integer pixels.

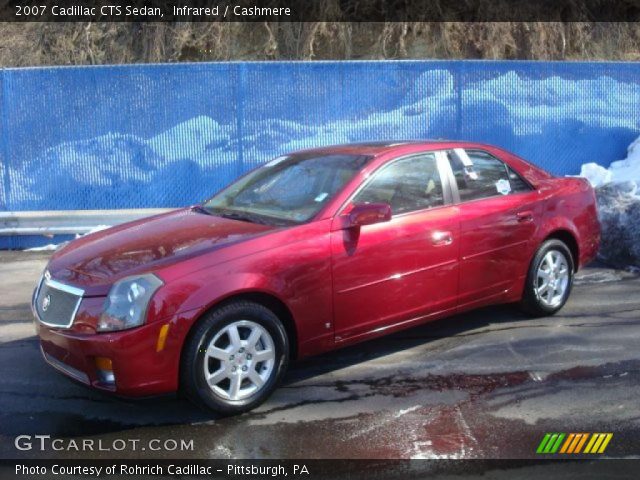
[
  {"left": 520, "top": 239, "right": 574, "bottom": 317},
  {"left": 180, "top": 301, "right": 289, "bottom": 415}
]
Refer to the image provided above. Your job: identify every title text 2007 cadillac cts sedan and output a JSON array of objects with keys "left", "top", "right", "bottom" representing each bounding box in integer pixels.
[{"left": 33, "top": 141, "right": 600, "bottom": 414}]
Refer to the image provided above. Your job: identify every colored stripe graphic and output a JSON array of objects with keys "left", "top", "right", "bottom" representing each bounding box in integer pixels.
[
  {"left": 536, "top": 433, "right": 552, "bottom": 453},
  {"left": 584, "top": 434, "right": 599, "bottom": 453},
  {"left": 536, "top": 433, "right": 551, "bottom": 453},
  {"left": 598, "top": 433, "right": 613, "bottom": 453},
  {"left": 574, "top": 433, "right": 589, "bottom": 453},
  {"left": 544, "top": 434, "right": 559, "bottom": 453},
  {"left": 536, "top": 433, "right": 566, "bottom": 454},
  {"left": 550, "top": 433, "right": 565, "bottom": 453},
  {"left": 537, "top": 433, "right": 612, "bottom": 454},
  {"left": 559, "top": 433, "right": 575, "bottom": 454},
  {"left": 567, "top": 433, "right": 583, "bottom": 453},
  {"left": 584, "top": 433, "right": 614, "bottom": 454}
]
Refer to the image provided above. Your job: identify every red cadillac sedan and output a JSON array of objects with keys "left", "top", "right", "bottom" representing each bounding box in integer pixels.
[{"left": 33, "top": 141, "right": 600, "bottom": 414}]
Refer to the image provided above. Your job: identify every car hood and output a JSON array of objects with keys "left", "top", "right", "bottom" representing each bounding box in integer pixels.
[{"left": 48, "top": 208, "right": 279, "bottom": 292}]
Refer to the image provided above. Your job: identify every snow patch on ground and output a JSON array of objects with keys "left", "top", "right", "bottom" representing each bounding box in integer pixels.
[
  {"left": 24, "top": 225, "right": 110, "bottom": 252},
  {"left": 579, "top": 135, "right": 640, "bottom": 268},
  {"left": 24, "top": 243, "right": 61, "bottom": 252}
]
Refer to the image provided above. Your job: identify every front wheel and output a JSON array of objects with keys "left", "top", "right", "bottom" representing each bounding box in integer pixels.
[
  {"left": 181, "top": 301, "right": 289, "bottom": 415},
  {"left": 520, "top": 239, "right": 574, "bottom": 317}
]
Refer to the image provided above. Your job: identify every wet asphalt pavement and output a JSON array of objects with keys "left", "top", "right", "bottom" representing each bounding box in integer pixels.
[{"left": 1, "top": 251, "right": 639, "bottom": 460}]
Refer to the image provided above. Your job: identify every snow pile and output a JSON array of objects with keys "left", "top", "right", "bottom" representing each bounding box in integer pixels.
[
  {"left": 580, "top": 136, "right": 640, "bottom": 188},
  {"left": 579, "top": 135, "right": 640, "bottom": 268},
  {"left": 595, "top": 182, "right": 640, "bottom": 268},
  {"left": 578, "top": 163, "right": 612, "bottom": 188},
  {"left": 606, "top": 135, "right": 640, "bottom": 184}
]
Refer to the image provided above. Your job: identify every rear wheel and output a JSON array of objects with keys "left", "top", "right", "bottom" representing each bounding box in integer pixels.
[
  {"left": 181, "top": 301, "right": 289, "bottom": 415},
  {"left": 520, "top": 239, "right": 574, "bottom": 317}
]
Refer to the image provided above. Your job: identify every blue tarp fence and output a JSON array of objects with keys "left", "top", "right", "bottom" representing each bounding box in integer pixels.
[{"left": 1, "top": 60, "right": 639, "bottom": 246}]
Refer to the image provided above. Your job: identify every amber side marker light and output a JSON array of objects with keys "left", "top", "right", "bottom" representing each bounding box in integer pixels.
[
  {"left": 156, "top": 324, "right": 170, "bottom": 352},
  {"left": 95, "top": 357, "right": 115, "bottom": 384}
]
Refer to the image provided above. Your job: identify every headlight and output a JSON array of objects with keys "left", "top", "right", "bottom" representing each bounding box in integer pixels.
[{"left": 97, "top": 274, "right": 163, "bottom": 332}]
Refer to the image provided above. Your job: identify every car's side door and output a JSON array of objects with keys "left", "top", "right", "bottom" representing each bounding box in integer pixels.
[
  {"left": 444, "top": 148, "right": 542, "bottom": 310},
  {"left": 331, "top": 151, "right": 460, "bottom": 342}
]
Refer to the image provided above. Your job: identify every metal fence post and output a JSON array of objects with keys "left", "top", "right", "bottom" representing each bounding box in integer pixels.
[
  {"left": 235, "top": 62, "right": 245, "bottom": 177},
  {"left": 455, "top": 62, "right": 463, "bottom": 139},
  {"left": 0, "top": 68, "right": 10, "bottom": 213}
]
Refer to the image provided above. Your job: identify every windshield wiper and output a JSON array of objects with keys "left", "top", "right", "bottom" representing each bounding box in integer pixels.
[
  {"left": 191, "top": 205, "right": 213, "bottom": 215},
  {"left": 204, "top": 206, "right": 292, "bottom": 226},
  {"left": 218, "top": 210, "right": 268, "bottom": 225}
]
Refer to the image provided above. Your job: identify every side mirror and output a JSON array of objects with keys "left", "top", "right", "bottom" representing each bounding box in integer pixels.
[{"left": 339, "top": 203, "right": 392, "bottom": 229}]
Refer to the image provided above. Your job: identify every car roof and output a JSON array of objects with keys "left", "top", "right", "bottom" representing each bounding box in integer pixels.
[
  {"left": 289, "top": 140, "right": 554, "bottom": 185},
  {"left": 291, "top": 140, "right": 486, "bottom": 156}
]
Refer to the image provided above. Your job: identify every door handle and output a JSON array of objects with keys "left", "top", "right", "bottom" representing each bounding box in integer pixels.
[
  {"left": 516, "top": 211, "right": 534, "bottom": 222},
  {"left": 431, "top": 231, "right": 453, "bottom": 246}
]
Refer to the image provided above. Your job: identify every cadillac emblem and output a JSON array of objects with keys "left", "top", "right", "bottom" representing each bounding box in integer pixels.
[{"left": 42, "top": 294, "right": 51, "bottom": 312}]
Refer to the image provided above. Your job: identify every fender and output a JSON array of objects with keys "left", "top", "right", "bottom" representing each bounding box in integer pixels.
[
  {"left": 165, "top": 271, "right": 292, "bottom": 315},
  {"left": 147, "top": 272, "right": 296, "bottom": 392},
  {"left": 536, "top": 214, "right": 581, "bottom": 248},
  {"left": 151, "top": 242, "right": 334, "bottom": 353},
  {"left": 537, "top": 177, "right": 599, "bottom": 269}
]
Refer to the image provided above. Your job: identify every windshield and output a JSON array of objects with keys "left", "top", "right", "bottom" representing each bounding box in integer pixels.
[{"left": 203, "top": 153, "right": 372, "bottom": 225}]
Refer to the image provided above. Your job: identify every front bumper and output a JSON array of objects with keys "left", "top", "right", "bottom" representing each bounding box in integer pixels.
[{"left": 36, "top": 319, "right": 180, "bottom": 397}]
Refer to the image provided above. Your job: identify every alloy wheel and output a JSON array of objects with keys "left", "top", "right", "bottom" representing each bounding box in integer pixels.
[
  {"left": 203, "top": 320, "right": 276, "bottom": 401},
  {"left": 535, "top": 249, "right": 570, "bottom": 308}
]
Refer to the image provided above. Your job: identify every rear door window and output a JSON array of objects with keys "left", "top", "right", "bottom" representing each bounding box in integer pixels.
[
  {"left": 448, "top": 149, "right": 531, "bottom": 202},
  {"left": 506, "top": 165, "right": 532, "bottom": 193}
]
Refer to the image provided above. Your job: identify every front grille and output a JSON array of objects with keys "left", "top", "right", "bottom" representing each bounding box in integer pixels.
[{"left": 34, "top": 273, "right": 84, "bottom": 328}]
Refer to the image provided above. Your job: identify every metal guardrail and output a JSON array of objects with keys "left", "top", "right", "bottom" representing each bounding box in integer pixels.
[{"left": 0, "top": 209, "right": 173, "bottom": 235}]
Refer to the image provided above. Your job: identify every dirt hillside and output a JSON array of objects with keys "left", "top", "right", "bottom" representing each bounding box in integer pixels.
[{"left": 1, "top": 22, "right": 639, "bottom": 67}]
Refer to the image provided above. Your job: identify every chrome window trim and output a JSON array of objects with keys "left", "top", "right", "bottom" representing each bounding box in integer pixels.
[
  {"left": 465, "top": 149, "right": 535, "bottom": 191},
  {"left": 339, "top": 149, "right": 453, "bottom": 217},
  {"left": 445, "top": 148, "right": 535, "bottom": 205},
  {"left": 33, "top": 271, "right": 85, "bottom": 329}
]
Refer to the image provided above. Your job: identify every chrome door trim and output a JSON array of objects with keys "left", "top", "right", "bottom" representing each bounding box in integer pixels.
[{"left": 435, "top": 150, "right": 457, "bottom": 204}]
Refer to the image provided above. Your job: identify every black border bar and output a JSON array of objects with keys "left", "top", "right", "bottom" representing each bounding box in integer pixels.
[
  {"left": 2, "top": 0, "right": 640, "bottom": 22},
  {"left": 2, "top": 459, "right": 640, "bottom": 479}
]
